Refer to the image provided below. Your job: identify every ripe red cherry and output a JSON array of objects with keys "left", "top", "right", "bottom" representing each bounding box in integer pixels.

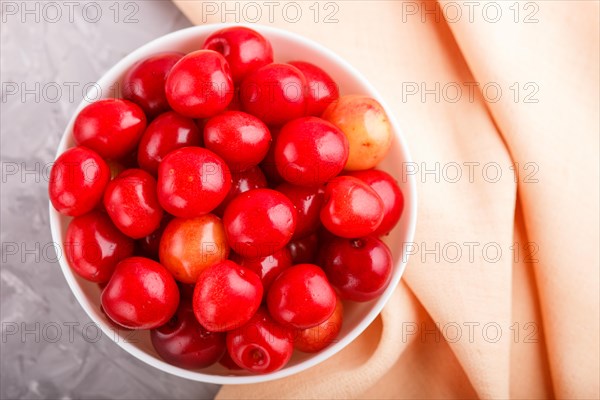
[
  {"left": 320, "top": 176, "right": 384, "bottom": 238},
  {"left": 159, "top": 215, "right": 229, "bottom": 284},
  {"left": 101, "top": 257, "right": 179, "bottom": 329},
  {"left": 223, "top": 189, "right": 297, "bottom": 257},
  {"left": 287, "top": 233, "right": 319, "bottom": 264},
  {"left": 65, "top": 211, "right": 134, "bottom": 283},
  {"left": 203, "top": 27, "right": 273, "bottom": 84},
  {"left": 275, "top": 117, "right": 348, "bottom": 186},
  {"left": 136, "top": 214, "right": 173, "bottom": 260},
  {"left": 240, "top": 63, "right": 307, "bottom": 126},
  {"left": 276, "top": 183, "right": 325, "bottom": 239},
  {"left": 230, "top": 247, "right": 292, "bottom": 293},
  {"left": 122, "top": 52, "right": 184, "bottom": 118},
  {"left": 151, "top": 303, "right": 226, "bottom": 369},
  {"left": 193, "top": 260, "right": 263, "bottom": 332},
  {"left": 267, "top": 264, "right": 336, "bottom": 329},
  {"left": 318, "top": 236, "right": 393, "bottom": 302},
  {"left": 346, "top": 169, "right": 404, "bottom": 236},
  {"left": 103, "top": 169, "right": 164, "bottom": 239},
  {"left": 288, "top": 61, "right": 339, "bottom": 116},
  {"left": 157, "top": 147, "right": 232, "bottom": 218},
  {"left": 137, "top": 111, "right": 202, "bottom": 175},
  {"left": 204, "top": 111, "right": 271, "bottom": 172},
  {"left": 49, "top": 147, "right": 110, "bottom": 216},
  {"left": 214, "top": 165, "right": 268, "bottom": 216},
  {"left": 295, "top": 295, "right": 343, "bottom": 353},
  {"left": 165, "top": 50, "right": 234, "bottom": 118},
  {"left": 73, "top": 99, "right": 147, "bottom": 159},
  {"left": 226, "top": 308, "right": 293, "bottom": 373}
]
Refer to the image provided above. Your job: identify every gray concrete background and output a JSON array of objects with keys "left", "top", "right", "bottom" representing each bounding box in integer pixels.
[{"left": 1, "top": 1, "right": 220, "bottom": 398}]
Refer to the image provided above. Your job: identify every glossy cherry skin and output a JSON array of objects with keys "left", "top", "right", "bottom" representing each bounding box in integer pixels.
[
  {"left": 203, "top": 27, "right": 273, "bottom": 84},
  {"left": 230, "top": 247, "right": 292, "bottom": 293},
  {"left": 277, "top": 183, "right": 325, "bottom": 239},
  {"left": 159, "top": 215, "right": 229, "bottom": 284},
  {"left": 103, "top": 169, "right": 164, "bottom": 239},
  {"left": 73, "top": 99, "right": 147, "bottom": 159},
  {"left": 267, "top": 263, "right": 336, "bottom": 329},
  {"left": 193, "top": 260, "right": 263, "bottom": 332},
  {"left": 214, "top": 165, "right": 268, "bottom": 216},
  {"left": 318, "top": 236, "right": 393, "bottom": 302},
  {"left": 288, "top": 61, "right": 339, "bottom": 117},
  {"left": 287, "top": 233, "right": 319, "bottom": 264},
  {"left": 223, "top": 189, "right": 297, "bottom": 258},
  {"left": 240, "top": 63, "right": 307, "bottom": 126},
  {"left": 136, "top": 214, "right": 173, "bottom": 260},
  {"left": 320, "top": 176, "right": 384, "bottom": 238},
  {"left": 151, "top": 303, "right": 226, "bottom": 369},
  {"left": 137, "top": 111, "right": 202, "bottom": 175},
  {"left": 275, "top": 117, "right": 349, "bottom": 186},
  {"left": 165, "top": 50, "right": 234, "bottom": 118},
  {"left": 204, "top": 111, "right": 271, "bottom": 172},
  {"left": 157, "top": 147, "right": 232, "bottom": 218},
  {"left": 49, "top": 147, "right": 111, "bottom": 216},
  {"left": 295, "top": 296, "right": 343, "bottom": 353},
  {"left": 65, "top": 211, "right": 134, "bottom": 283},
  {"left": 101, "top": 257, "right": 179, "bottom": 329},
  {"left": 346, "top": 169, "right": 404, "bottom": 236},
  {"left": 226, "top": 308, "right": 293, "bottom": 373},
  {"left": 122, "top": 52, "right": 184, "bottom": 119}
]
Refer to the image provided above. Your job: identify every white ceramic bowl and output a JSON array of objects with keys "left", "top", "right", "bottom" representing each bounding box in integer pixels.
[{"left": 49, "top": 23, "right": 417, "bottom": 384}]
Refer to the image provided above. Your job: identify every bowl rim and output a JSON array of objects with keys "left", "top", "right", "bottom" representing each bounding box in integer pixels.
[{"left": 49, "top": 22, "right": 418, "bottom": 385}]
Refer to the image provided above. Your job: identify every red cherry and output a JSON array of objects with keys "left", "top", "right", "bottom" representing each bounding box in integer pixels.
[
  {"left": 103, "top": 169, "right": 164, "bottom": 239},
  {"left": 230, "top": 247, "right": 292, "bottom": 293},
  {"left": 295, "top": 296, "right": 343, "bottom": 353},
  {"left": 193, "top": 260, "right": 263, "bottom": 332},
  {"left": 274, "top": 117, "right": 348, "bottom": 186},
  {"left": 122, "top": 52, "right": 184, "bottom": 118},
  {"left": 320, "top": 176, "right": 384, "bottom": 238},
  {"left": 49, "top": 147, "right": 110, "bottom": 216},
  {"left": 223, "top": 189, "right": 297, "bottom": 257},
  {"left": 226, "top": 308, "right": 293, "bottom": 373},
  {"left": 204, "top": 111, "right": 271, "bottom": 172},
  {"left": 157, "top": 147, "right": 232, "bottom": 218},
  {"left": 267, "top": 264, "right": 336, "bottom": 329},
  {"left": 137, "top": 111, "right": 202, "bottom": 175},
  {"left": 151, "top": 303, "right": 226, "bottom": 369},
  {"left": 65, "top": 211, "right": 134, "bottom": 283},
  {"left": 240, "top": 63, "right": 307, "bottom": 126},
  {"left": 165, "top": 50, "right": 234, "bottom": 118},
  {"left": 276, "top": 183, "right": 325, "bottom": 239},
  {"left": 346, "top": 169, "right": 404, "bottom": 236},
  {"left": 101, "top": 257, "right": 179, "bottom": 329},
  {"left": 136, "top": 214, "right": 173, "bottom": 260},
  {"left": 288, "top": 61, "right": 339, "bottom": 116},
  {"left": 203, "top": 27, "right": 273, "bottom": 84},
  {"left": 73, "top": 99, "right": 147, "bottom": 159},
  {"left": 214, "top": 165, "right": 268, "bottom": 216},
  {"left": 318, "top": 236, "right": 393, "bottom": 302},
  {"left": 287, "top": 233, "right": 319, "bottom": 264}
]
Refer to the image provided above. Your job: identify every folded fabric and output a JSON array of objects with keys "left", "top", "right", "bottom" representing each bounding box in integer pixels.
[{"left": 173, "top": 1, "right": 600, "bottom": 398}]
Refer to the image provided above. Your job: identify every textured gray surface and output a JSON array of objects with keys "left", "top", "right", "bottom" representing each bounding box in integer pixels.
[{"left": 0, "top": 1, "right": 220, "bottom": 398}]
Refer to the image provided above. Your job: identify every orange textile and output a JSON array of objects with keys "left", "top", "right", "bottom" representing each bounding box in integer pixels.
[{"left": 173, "top": 1, "right": 600, "bottom": 398}]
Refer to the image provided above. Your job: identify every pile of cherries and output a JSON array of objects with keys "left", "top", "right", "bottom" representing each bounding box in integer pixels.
[{"left": 49, "top": 26, "right": 403, "bottom": 374}]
